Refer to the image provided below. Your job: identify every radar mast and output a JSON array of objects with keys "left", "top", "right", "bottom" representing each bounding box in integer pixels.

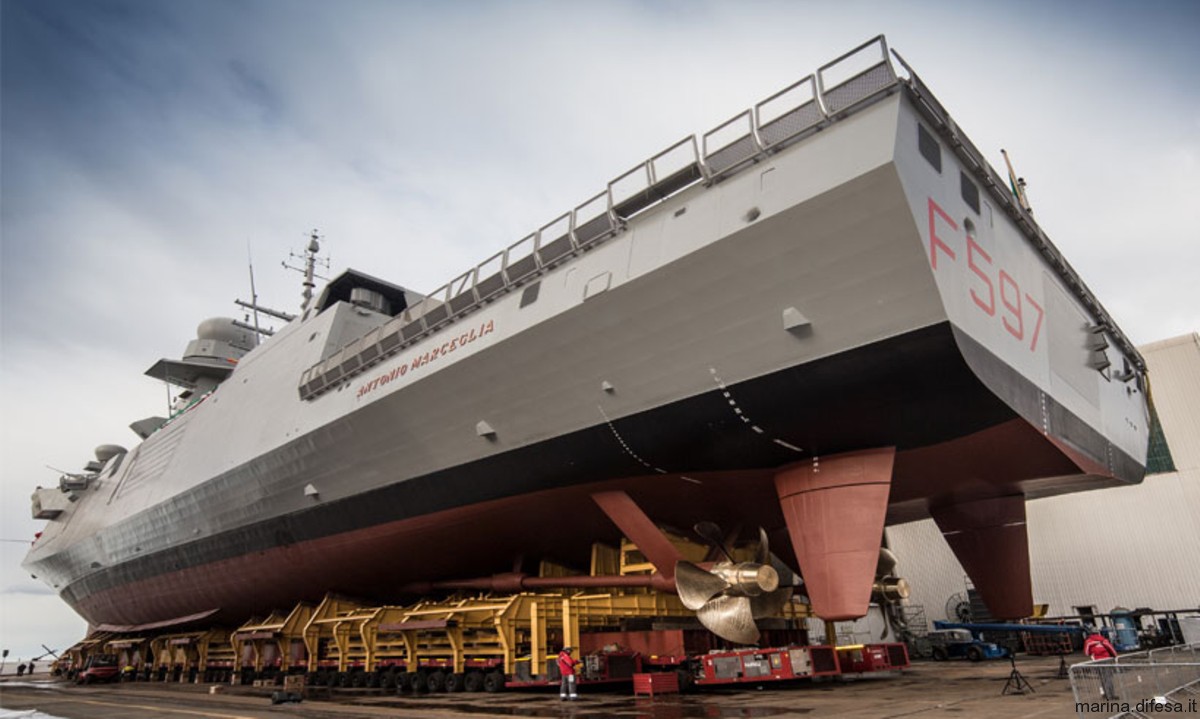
[{"left": 282, "top": 229, "right": 330, "bottom": 311}]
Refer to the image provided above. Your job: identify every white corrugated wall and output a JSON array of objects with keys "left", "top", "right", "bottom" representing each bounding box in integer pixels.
[{"left": 887, "top": 333, "right": 1200, "bottom": 624}]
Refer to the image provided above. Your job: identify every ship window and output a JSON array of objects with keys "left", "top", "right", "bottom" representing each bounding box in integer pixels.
[
  {"left": 520, "top": 282, "right": 540, "bottom": 308},
  {"left": 917, "top": 124, "right": 941, "bottom": 172},
  {"left": 960, "top": 171, "right": 980, "bottom": 214}
]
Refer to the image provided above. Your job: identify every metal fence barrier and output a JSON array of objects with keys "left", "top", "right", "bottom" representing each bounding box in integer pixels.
[{"left": 1070, "top": 643, "right": 1200, "bottom": 718}]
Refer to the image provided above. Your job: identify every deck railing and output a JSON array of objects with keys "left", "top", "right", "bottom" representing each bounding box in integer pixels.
[
  {"left": 298, "top": 36, "right": 901, "bottom": 400},
  {"left": 301, "top": 30, "right": 1143, "bottom": 401},
  {"left": 300, "top": 32, "right": 1142, "bottom": 398},
  {"left": 297, "top": 37, "right": 900, "bottom": 399}
]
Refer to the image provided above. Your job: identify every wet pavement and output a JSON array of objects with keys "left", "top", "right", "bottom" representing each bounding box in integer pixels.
[{"left": 0, "top": 655, "right": 1082, "bottom": 718}]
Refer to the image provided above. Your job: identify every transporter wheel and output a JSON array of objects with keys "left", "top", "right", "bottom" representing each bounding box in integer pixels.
[
  {"left": 426, "top": 670, "right": 446, "bottom": 692},
  {"left": 483, "top": 670, "right": 505, "bottom": 693},
  {"left": 351, "top": 671, "right": 367, "bottom": 688},
  {"left": 966, "top": 646, "right": 984, "bottom": 662},
  {"left": 444, "top": 672, "right": 464, "bottom": 693},
  {"left": 395, "top": 671, "right": 411, "bottom": 693},
  {"left": 409, "top": 671, "right": 429, "bottom": 693},
  {"left": 675, "top": 667, "right": 695, "bottom": 693},
  {"left": 379, "top": 671, "right": 395, "bottom": 689},
  {"left": 931, "top": 647, "right": 948, "bottom": 661},
  {"left": 463, "top": 671, "right": 485, "bottom": 692}
]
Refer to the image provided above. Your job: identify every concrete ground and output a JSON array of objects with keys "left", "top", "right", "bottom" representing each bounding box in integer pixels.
[{"left": 0, "top": 655, "right": 1082, "bottom": 719}]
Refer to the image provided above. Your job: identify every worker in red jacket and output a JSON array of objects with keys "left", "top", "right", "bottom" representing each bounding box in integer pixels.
[
  {"left": 557, "top": 646, "right": 580, "bottom": 700},
  {"left": 1083, "top": 629, "right": 1117, "bottom": 660},
  {"left": 1083, "top": 627, "right": 1119, "bottom": 699}
]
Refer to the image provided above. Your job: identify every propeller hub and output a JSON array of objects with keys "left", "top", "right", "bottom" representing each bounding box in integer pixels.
[
  {"left": 872, "top": 576, "right": 910, "bottom": 602},
  {"left": 714, "top": 562, "right": 780, "bottom": 596},
  {"left": 674, "top": 523, "right": 798, "bottom": 645}
]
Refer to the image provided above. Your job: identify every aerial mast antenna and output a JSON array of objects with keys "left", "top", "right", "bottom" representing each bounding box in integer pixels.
[
  {"left": 246, "top": 242, "right": 262, "bottom": 347},
  {"left": 1000, "top": 149, "right": 1032, "bottom": 214},
  {"left": 282, "top": 229, "right": 329, "bottom": 312},
  {"left": 234, "top": 242, "right": 297, "bottom": 341}
]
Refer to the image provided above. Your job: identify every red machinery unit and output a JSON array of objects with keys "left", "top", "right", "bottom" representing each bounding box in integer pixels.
[
  {"left": 693, "top": 643, "right": 908, "bottom": 687},
  {"left": 695, "top": 645, "right": 840, "bottom": 685},
  {"left": 836, "top": 643, "right": 910, "bottom": 674}
]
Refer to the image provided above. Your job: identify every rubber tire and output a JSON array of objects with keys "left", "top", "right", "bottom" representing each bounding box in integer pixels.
[
  {"left": 351, "top": 671, "right": 367, "bottom": 688},
  {"left": 379, "top": 671, "right": 395, "bottom": 689},
  {"left": 967, "top": 646, "right": 984, "bottom": 662},
  {"left": 444, "top": 672, "right": 464, "bottom": 693},
  {"left": 483, "top": 670, "right": 505, "bottom": 693},
  {"left": 396, "top": 672, "right": 411, "bottom": 692},
  {"left": 410, "top": 672, "right": 429, "bottom": 693},
  {"left": 463, "top": 671, "right": 485, "bottom": 692},
  {"left": 675, "top": 667, "right": 695, "bottom": 693},
  {"left": 426, "top": 670, "right": 446, "bottom": 692},
  {"left": 931, "top": 647, "right": 948, "bottom": 661}
]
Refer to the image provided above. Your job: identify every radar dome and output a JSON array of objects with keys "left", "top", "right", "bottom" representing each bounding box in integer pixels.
[
  {"left": 197, "top": 318, "right": 253, "bottom": 348},
  {"left": 94, "top": 444, "right": 128, "bottom": 462}
]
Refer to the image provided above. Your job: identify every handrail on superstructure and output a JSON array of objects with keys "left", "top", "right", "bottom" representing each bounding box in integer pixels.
[
  {"left": 817, "top": 35, "right": 895, "bottom": 116},
  {"left": 755, "top": 75, "right": 825, "bottom": 152},
  {"left": 534, "top": 212, "right": 574, "bottom": 268},
  {"left": 296, "top": 35, "right": 903, "bottom": 400},
  {"left": 703, "top": 109, "right": 762, "bottom": 179},
  {"left": 609, "top": 136, "right": 703, "bottom": 220}
]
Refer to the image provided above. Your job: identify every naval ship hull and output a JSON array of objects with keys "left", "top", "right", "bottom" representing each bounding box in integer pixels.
[{"left": 25, "top": 39, "right": 1149, "bottom": 630}]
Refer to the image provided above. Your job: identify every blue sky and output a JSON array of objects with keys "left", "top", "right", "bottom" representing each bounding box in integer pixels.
[{"left": 2, "top": 0, "right": 1198, "bottom": 662}]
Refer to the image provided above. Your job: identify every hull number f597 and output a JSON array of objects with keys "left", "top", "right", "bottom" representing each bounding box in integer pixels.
[{"left": 928, "top": 198, "right": 1044, "bottom": 353}]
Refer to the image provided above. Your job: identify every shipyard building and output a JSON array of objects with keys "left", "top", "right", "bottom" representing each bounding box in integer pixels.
[{"left": 887, "top": 333, "right": 1200, "bottom": 625}]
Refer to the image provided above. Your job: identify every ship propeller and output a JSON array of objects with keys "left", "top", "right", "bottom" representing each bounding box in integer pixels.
[
  {"left": 675, "top": 523, "right": 798, "bottom": 645},
  {"left": 873, "top": 546, "right": 912, "bottom": 640}
]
